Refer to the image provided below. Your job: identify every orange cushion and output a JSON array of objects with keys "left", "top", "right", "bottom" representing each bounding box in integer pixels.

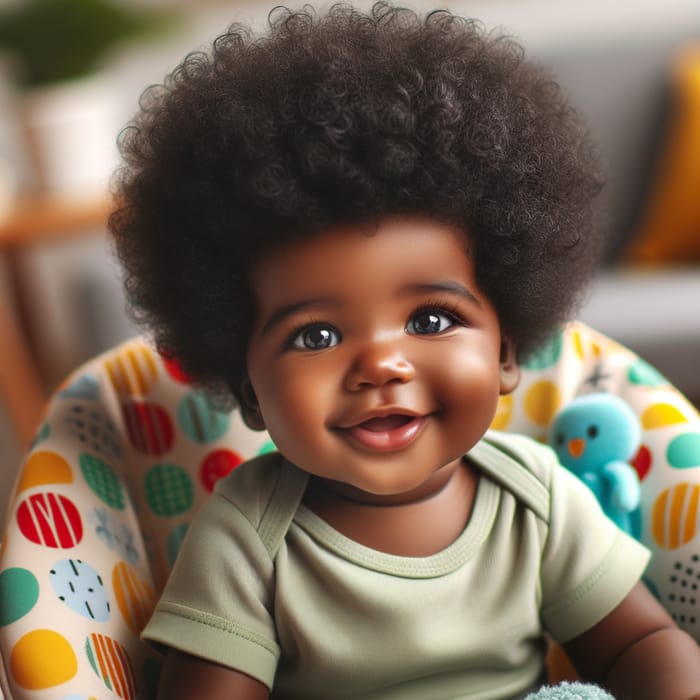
[{"left": 626, "top": 45, "right": 700, "bottom": 264}]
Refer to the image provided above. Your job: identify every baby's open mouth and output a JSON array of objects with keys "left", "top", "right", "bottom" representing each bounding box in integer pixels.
[
  {"left": 358, "top": 415, "right": 415, "bottom": 432},
  {"left": 341, "top": 414, "right": 426, "bottom": 451}
]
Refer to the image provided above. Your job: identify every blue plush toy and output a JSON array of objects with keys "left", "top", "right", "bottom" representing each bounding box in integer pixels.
[
  {"left": 525, "top": 681, "right": 615, "bottom": 699},
  {"left": 548, "top": 393, "right": 641, "bottom": 536}
]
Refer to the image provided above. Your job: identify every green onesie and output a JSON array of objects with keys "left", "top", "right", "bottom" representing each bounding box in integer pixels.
[{"left": 142, "top": 431, "right": 650, "bottom": 699}]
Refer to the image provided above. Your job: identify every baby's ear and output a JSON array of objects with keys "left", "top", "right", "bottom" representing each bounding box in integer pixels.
[
  {"left": 238, "top": 377, "right": 266, "bottom": 431},
  {"left": 499, "top": 337, "right": 520, "bottom": 395}
]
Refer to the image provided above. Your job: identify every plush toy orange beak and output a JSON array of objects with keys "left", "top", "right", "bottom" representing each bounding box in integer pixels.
[{"left": 568, "top": 438, "right": 586, "bottom": 458}]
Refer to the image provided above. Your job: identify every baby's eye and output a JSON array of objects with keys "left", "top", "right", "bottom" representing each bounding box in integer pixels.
[
  {"left": 290, "top": 324, "right": 340, "bottom": 350},
  {"left": 406, "top": 309, "right": 456, "bottom": 335}
]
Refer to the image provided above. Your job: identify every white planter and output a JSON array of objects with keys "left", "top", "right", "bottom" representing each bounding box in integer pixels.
[{"left": 17, "top": 74, "right": 120, "bottom": 198}]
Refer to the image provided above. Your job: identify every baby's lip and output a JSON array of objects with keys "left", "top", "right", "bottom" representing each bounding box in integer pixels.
[
  {"left": 335, "top": 407, "right": 422, "bottom": 430},
  {"left": 334, "top": 410, "right": 428, "bottom": 451},
  {"left": 356, "top": 415, "right": 416, "bottom": 432}
]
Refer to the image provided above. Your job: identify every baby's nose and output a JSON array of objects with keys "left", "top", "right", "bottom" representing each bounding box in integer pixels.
[{"left": 343, "top": 342, "right": 416, "bottom": 391}]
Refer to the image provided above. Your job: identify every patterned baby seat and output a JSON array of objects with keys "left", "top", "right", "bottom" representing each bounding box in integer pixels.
[{"left": 1, "top": 321, "right": 699, "bottom": 699}]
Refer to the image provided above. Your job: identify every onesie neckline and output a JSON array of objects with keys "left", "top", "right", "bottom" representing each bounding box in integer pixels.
[{"left": 291, "top": 459, "right": 501, "bottom": 579}]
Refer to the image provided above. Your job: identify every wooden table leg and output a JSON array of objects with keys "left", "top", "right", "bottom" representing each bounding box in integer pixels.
[{"left": 0, "top": 282, "right": 46, "bottom": 449}]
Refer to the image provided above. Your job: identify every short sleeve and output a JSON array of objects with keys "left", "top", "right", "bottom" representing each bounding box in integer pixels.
[
  {"left": 140, "top": 489, "right": 280, "bottom": 688},
  {"left": 540, "top": 462, "right": 651, "bottom": 643}
]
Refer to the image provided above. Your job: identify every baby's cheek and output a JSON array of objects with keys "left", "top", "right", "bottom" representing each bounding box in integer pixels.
[
  {"left": 258, "top": 377, "right": 326, "bottom": 440},
  {"left": 437, "top": 358, "right": 502, "bottom": 421},
  {"left": 433, "top": 349, "right": 500, "bottom": 391}
]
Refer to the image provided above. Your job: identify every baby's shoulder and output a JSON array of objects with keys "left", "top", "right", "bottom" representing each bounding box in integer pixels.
[
  {"left": 480, "top": 431, "right": 560, "bottom": 478},
  {"left": 471, "top": 431, "right": 562, "bottom": 521},
  {"left": 214, "top": 452, "right": 287, "bottom": 519},
  {"left": 212, "top": 452, "right": 308, "bottom": 549}
]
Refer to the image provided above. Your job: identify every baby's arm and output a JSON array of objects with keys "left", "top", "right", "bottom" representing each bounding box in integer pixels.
[
  {"left": 563, "top": 581, "right": 700, "bottom": 699},
  {"left": 157, "top": 648, "right": 270, "bottom": 700}
]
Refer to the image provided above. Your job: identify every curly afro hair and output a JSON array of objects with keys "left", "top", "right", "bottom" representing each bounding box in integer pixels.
[{"left": 110, "top": 1, "right": 605, "bottom": 407}]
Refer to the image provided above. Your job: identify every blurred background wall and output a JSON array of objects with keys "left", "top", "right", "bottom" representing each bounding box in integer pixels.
[{"left": 1, "top": 0, "right": 700, "bottom": 525}]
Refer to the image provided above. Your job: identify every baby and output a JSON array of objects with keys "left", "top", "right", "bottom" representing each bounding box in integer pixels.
[{"left": 109, "top": 3, "right": 700, "bottom": 698}]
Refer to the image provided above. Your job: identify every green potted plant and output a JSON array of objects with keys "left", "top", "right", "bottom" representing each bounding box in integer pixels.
[
  {"left": 0, "top": 0, "right": 180, "bottom": 195},
  {"left": 0, "top": 0, "right": 179, "bottom": 88}
]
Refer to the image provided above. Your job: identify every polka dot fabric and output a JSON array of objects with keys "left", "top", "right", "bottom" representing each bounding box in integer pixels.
[
  {"left": 0, "top": 322, "right": 698, "bottom": 698},
  {"left": 0, "top": 339, "right": 270, "bottom": 699}
]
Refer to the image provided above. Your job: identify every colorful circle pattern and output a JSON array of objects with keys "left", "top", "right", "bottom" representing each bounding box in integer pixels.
[
  {"left": 112, "top": 561, "right": 156, "bottom": 636},
  {"left": 50, "top": 559, "right": 110, "bottom": 622},
  {"left": 178, "top": 392, "right": 230, "bottom": 445},
  {"left": 16, "top": 493, "right": 83, "bottom": 549},
  {"left": 80, "top": 454, "right": 125, "bottom": 510},
  {"left": 17, "top": 451, "right": 73, "bottom": 492},
  {"left": 10, "top": 629, "right": 78, "bottom": 689},
  {"left": 0, "top": 568, "right": 39, "bottom": 627},
  {"left": 144, "top": 464, "right": 194, "bottom": 517},
  {"left": 199, "top": 448, "right": 243, "bottom": 492},
  {"left": 66, "top": 404, "right": 124, "bottom": 461},
  {"left": 85, "top": 632, "right": 136, "bottom": 699},
  {"left": 122, "top": 402, "right": 175, "bottom": 457}
]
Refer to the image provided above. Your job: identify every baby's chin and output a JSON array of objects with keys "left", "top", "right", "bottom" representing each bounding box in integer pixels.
[{"left": 306, "top": 459, "right": 466, "bottom": 507}]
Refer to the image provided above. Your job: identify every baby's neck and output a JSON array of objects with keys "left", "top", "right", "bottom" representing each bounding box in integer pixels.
[{"left": 302, "top": 458, "right": 479, "bottom": 557}]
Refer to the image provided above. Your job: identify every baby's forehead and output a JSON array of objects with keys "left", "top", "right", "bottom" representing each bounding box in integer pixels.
[
  {"left": 253, "top": 214, "right": 468, "bottom": 263},
  {"left": 254, "top": 214, "right": 469, "bottom": 256},
  {"left": 249, "top": 216, "right": 478, "bottom": 304}
]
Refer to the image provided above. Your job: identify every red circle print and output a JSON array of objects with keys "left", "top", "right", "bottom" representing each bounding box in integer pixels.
[
  {"left": 16, "top": 492, "right": 83, "bottom": 548},
  {"left": 200, "top": 449, "right": 243, "bottom": 491},
  {"left": 632, "top": 444, "right": 652, "bottom": 482},
  {"left": 121, "top": 401, "right": 174, "bottom": 456},
  {"left": 162, "top": 354, "right": 192, "bottom": 384}
]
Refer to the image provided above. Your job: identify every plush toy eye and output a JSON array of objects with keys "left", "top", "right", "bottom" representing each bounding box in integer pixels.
[
  {"left": 587, "top": 425, "right": 599, "bottom": 439},
  {"left": 555, "top": 433, "right": 565, "bottom": 447}
]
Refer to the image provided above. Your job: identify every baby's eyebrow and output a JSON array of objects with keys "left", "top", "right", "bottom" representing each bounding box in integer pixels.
[
  {"left": 402, "top": 281, "right": 482, "bottom": 306},
  {"left": 259, "top": 296, "right": 337, "bottom": 336},
  {"left": 259, "top": 281, "right": 480, "bottom": 335}
]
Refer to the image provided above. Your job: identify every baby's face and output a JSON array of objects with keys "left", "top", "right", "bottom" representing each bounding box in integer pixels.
[{"left": 245, "top": 215, "right": 519, "bottom": 500}]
